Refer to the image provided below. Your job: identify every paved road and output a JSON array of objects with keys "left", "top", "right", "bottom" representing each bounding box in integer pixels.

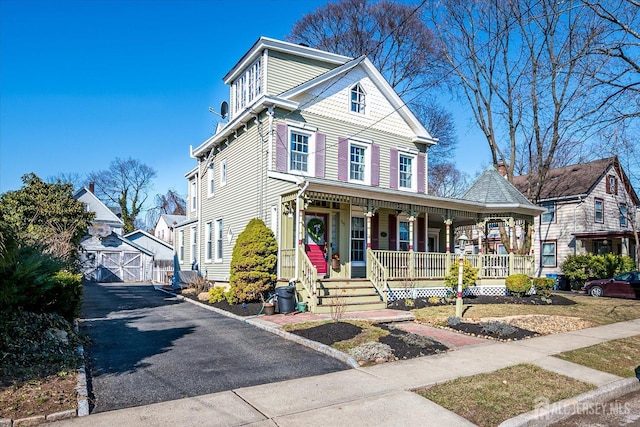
[{"left": 80, "top": 282, "right": 349, "bottom": 413}]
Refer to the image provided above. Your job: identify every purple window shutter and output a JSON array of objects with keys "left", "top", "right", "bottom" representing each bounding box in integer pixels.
[
  {"left": 418, "top": 153, "right": 426, "bottom": 193},
  {"left": 338, "top": 137, "right": 348, "bottom": 181},
  {"left": 390, "top": 149, "right": 398, "bottom": 189},
  {"left": 388, "top": 214, "right": 397, "bottom": 250},
  {"left": 371, "top": 214, "right": 379, "bottom": 250},
  {"left": 275, "top": 123, "right": 288, "bottom": 172},
  {"left": 417, "top": 216, "right": 425, "bottom": 252},
  {"left": 315, "top": 132, "right": 326, "bottom": 178},
  {"left": 371, "top": 144, "right": 380, "bottom": 186}
]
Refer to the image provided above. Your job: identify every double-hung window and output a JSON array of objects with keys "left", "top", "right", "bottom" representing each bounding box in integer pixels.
[
  {"left": 399, "top": 154, "right": 415, "bottom": 190},
  {"left": 220, "top": 160, "right": 227, "bottom": 186},
  {"left": 541, "top": 202, "right": 555, "bottom": 223},
  {"left": 350, "top": 83, "right": 366, "bottom": 114},
  {"left": 541, "top": 241, "right": 556, "bottom": 267},
  {"left": 349, "top": 143, "right": 368, "bottom": 183},
  {"left": 190, "top": 226, "right": 197, "bottom": 264},
  {"left": 207, "top": 163, "right": 215, "bottom": 197},
  {"left": 399, "top": 221, "right": 410, "bottom": 251},
  {"left": 215, "top": 219, "right": 223, "bottom": 262},
  {"left": 594, "top": 198, "right": 604, "bottom": 223},
  {"left": 205, "top": 222, "right": 213, "bottom": 262},
  {"left": 290, "top": 131, "right": 310, "bottom": 173},
  {"left": 190, "top": 180, "right": 197, "bottom": 212},
  {"left": 178, "top": 230, "right": 184, "bottom": 262},
  {"left": 350, "top": 217, "right": 365, "bottom": 263},
  {"left": 620, "top": 204, "right": 628, "bottom": 227}
]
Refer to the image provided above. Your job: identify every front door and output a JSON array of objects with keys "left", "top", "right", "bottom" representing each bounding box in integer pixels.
[{"left": 305, "top": 213, "right": 328, "bottom": 274}]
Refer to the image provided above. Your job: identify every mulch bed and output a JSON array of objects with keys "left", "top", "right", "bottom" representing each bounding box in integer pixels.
[
  {"left": 377, "top": 324, "right": 449, "bottom": 359},
  {"left": 210, "top": 300, "right": 265, "bottom": 317},
  {"left": 445, "top": 322, "right": 538, "bottom": 341},
  {"left": 388, "top": 294, "right": 576, "bottom": 310},
  {"left": 289, "top": 321, "right": 363, "bottom": 345}
]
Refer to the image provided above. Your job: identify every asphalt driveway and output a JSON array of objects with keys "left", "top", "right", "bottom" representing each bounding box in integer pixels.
[{"left": 80, "top": 282, "right": 349, "bottom": 413}]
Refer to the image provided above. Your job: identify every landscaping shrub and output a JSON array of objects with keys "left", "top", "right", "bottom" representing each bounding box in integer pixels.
[
  {"left": 208, "top": 286, "right": 237, "bottom": 304},
  {"left": 481, "top": 321, "right": 517, "bottom": 337},
  {"left": 444, "top": 259, "right": 478, "bottom": 290},
  {"left": 505, "top": 274, "right": 532, "bottom": 297},
  {"left": 229, "top": 218, "right": 278, "bottom": 302},
  {"left": 562, "top": 254, "right": 636, "bottom": 289},
  {"left": 532, "top": 277, "right": 555, "bottom": 298}
]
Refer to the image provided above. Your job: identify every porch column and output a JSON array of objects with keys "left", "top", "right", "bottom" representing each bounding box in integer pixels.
[
  {"left": 365, "top": 212, "right": 373, "bottom": 249},
  {"left": 508, "top": 217, "right": 515, "bottom": 275},
  {"left": 445, "top": 218, "right": 452, "bottom": 271},
  {"left": 622, "top": 237, "right": 629, "bottom": 256},
  {"left": 477, "top": 221, "right": 485, "bottom": 279},
  {"left": 408, "top": 214, "right": 415, "bottom": 278}
]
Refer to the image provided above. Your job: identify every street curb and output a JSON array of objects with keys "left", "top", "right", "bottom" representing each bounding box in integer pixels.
[
  {"left": 499, "top": 377, "right": 640, "bottom": 426},
  {"left": 153, "top": 286, "right": 360, "bottom": 369},
  {"left": 73, "top": 320, "right": 90, "bottom": 417}
]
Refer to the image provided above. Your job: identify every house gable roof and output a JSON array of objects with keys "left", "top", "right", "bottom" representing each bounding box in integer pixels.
[
  {"left": 124, "top": 229, "right": 174, "bottom": 251},
  {"left": 462, "top": 168, "right": 542, "bottom": 211},
  {"left": 73, "top": 187, "right": 124, "bottom": 226},
  {"left": 159, "top": 214, "right": 187, "bottom": 228},
  {"left": 279, "top": 56, "right": 436, "bottom": 145},
  {"left": 512, "top": 157, "right": 640, "bottom": 204}
]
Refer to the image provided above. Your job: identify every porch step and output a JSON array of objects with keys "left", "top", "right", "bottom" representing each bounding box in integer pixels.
[{"left": 311, "top": 279, "right": 386, "bottom": 313}]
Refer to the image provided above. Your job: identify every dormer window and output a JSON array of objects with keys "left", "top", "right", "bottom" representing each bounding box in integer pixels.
[
  {"left": 350, "top": 83, "right": 366, "bottom": 114},
  {"left": 233, "top": 59, "right": 262, "bottom": 113}
]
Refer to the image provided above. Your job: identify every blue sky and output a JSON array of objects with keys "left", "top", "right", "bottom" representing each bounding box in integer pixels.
[{"left": 0, "top": 0, "right": 489, "bottom": 207}]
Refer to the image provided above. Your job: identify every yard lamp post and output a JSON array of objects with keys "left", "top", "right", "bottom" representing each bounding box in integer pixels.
[{"left": 455, "top": 233, "right": 468, "bottom": 319}]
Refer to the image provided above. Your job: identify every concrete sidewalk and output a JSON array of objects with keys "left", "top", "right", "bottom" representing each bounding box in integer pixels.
[{"left": 50, "top": 314, "right": 640, "bottom": 427}]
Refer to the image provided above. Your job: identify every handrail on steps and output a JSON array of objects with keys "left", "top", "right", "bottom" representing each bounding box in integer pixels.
[
  {"left": 298, "top": 246, "right": 318, "bottom": 312},
  {"left": 367, "top": 248, "right": 388, "bottom": 305}
]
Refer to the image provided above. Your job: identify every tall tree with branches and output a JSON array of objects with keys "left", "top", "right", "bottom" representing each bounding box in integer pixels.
[
  {"left": 145, "top": 189, "right": 186, "bottom": 232},
  {"left": 428, "top": 0, "right": 608, "bottom": 203},
  {"left": 87, "top": 158, "right": 156, "bottom": 234},
  {"left": 287, "top": 0, "right": 461, "bottom": 170}
]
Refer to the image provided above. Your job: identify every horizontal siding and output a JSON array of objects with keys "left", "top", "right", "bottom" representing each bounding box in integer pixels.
[
  {"left": 275, "top": 110, "right": 423, "bottom": 192},
  {"left": 292, "top": 67, "right": 415, "bottom": 138},
  {"left": 267, "top": 51, "right": 337, "bottom": 95}
]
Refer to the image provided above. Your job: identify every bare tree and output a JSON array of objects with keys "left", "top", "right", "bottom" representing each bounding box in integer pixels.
[
  {"left": 47, "top": 172, "right": 86, "bottom": 192},
  {"left": 429, "top": 162, "right": 471, "bottom": 197},
  {"left": 288, "top": 0, "right": 446, "bottom": 98},
  {"left": 429, "top": 0, "right": 607, "bottom": 203},
  {"left": 145, "top": 189, "right": 187, "bottom": 231},
  {"left": 87, "top": 158, "right": 156, "bottom": 234},
  {"left": 410, "top": 101, "right": 458, "bottom": 166}
]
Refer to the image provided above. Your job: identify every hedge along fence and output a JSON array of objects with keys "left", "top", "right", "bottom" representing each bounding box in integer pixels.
[{"left": 561, "top": 254, "right": 636, "bottom": 289}]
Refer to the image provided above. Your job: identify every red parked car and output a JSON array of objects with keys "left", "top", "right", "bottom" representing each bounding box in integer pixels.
[{"left": 584, "top": 271, "right": 640, "bottom": 299}]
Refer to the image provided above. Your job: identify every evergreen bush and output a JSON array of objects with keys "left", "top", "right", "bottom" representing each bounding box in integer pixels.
[
  {"left": 562, "top": 254, "right": 636, "bottom": 289},
  {"left": 229, "top": 218, "right": 278, "bottom": 302},
  {"left": 505, "top": 274, "right": 532, "bottom": 297},
  {"left": 444, "top": 259, "right": 478, "bottom": 290},
  {"left": 532, "top": 277, "right": 555, "bottom": 298}
]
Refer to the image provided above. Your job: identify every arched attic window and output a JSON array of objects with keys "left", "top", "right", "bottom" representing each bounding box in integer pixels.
[{"left": 350, "top": 83, "right": 366, "bottom": 114}]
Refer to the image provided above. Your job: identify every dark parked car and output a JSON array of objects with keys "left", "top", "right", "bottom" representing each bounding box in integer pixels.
[{"left": 584, "top": 271, "right": 640, "bottom": 299}]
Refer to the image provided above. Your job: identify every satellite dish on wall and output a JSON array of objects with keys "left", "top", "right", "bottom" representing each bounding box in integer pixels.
[{"left": 220, "top": 101, "right": 228, "bottom": 119}]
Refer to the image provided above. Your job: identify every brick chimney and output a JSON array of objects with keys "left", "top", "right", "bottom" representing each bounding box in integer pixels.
[
  {"left": 496, "top": 161, "right": 508, "bottom": 178},
  {"left": 89, "top": 182, "right": 95, "bottom": 193}
]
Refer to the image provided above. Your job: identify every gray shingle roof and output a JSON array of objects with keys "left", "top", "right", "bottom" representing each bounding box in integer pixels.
[{"left": 462, "top": 167, "right": 535, "bottom": 206}]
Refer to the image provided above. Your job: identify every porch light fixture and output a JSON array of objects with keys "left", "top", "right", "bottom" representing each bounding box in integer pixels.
[{"left": 455, "top": 233, "right": 469, "bottom": 318}]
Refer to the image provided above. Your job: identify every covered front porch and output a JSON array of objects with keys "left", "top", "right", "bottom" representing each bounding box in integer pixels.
[{"left": 274, "top": 173, "right": 541, "bottom": 314}]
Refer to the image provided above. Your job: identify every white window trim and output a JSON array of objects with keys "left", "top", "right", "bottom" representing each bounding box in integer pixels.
[
  {"left": 178, "top": 230, "right": 185, "bottom": 263},
  {"left": 232, "top": 58, "right": 262, "bottom": 114},
  {"left": 220, "top": 160, "right": 227, "bottom": 187},
  {"left": 288, "top": 127, "right": 315, "bottom": 177},
  {"left": 398, "top": 151, "right": 417, "bottom": 192},
  {"left": 190, "top": 226, "right": 197, "bottom": 264},
  {"left": 350, "top": 215, "right": 366, "bottom": 266},
  {"left": 427, "top": 228, "right": 440, "bottom": 252},
  {"left": 205, "top": 221, "right": 213, "bottom": 262},
  {"left": 190, "top": 180, "right": 197, "bottom": 212},
  {"left": 207, "top": 162, "right": 215, "bottom": 198},
  {"left": 541, "top": 241, "right": 556, "bottom": 267},
  {"left": 214, "top": 218, "right": 223, "bottom": 263},
  {"left": 348, "top": 140, "right": 371, "bottom": 185},
  {"left": 349, "top": 83, "right": 367, "bottom": 116},
  {"left": 541, "top": 202, "right": 555, "bottom": 224}
]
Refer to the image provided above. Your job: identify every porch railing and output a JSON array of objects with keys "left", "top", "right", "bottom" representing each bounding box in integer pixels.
[
  {"left": 366, "top": 249, "right": 388, "bottom": 304},
  {"left": 298, "top": 246, "right": 318, "bottom": 312},
  {"left": 371, "top": 250, "right": 534, "bottom": 279},
  {"left": 280, "top": 248, "right": 296, "bottom": 279}
]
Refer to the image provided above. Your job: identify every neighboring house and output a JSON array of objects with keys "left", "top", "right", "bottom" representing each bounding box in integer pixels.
[
  {"left": 174, "top": 37, "right": 542, "bottom": 312},
  {"left": 154, "top": 214, "right": 186, "bottom": 245},
  {"left": 125, "top": 229, "right": 175, "bottom": 283},
  {"left": 75, "top": 186, "right": 154, "bottom": 282},
  {"left": 513, "top": 157, "right": 640, "bottom": 278}
]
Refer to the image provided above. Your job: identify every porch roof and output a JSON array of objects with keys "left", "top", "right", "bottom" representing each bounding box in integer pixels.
[
  {"left": 573, "top": 230, "right": 636, "bottom": 240},
  {"left": 274, "top": 173, "right": 543, "bottom": 219}
]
